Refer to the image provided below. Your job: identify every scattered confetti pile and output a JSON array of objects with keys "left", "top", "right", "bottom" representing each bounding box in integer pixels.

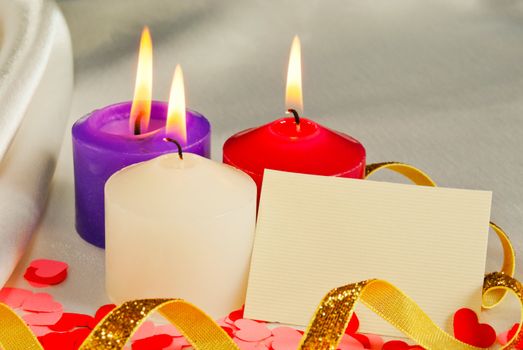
[{"left": 0, "top": 258, "right": 519, "bottom": 349}]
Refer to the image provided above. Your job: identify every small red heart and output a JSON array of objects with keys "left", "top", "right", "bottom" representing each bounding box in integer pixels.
[
  {"left": 382, "top": 340, "right": 424, "bottom": 350},
  {"left": 507, "top": 323, "right": 523, "bottom": 349},
  {"left": 70, "top": 328, "right": 92, "bottom": 347},
  {"left": 49, "top": 312, "right": 94, "bottom": 332},
  {"left": 24, "top": 259, "right": 68, "bottom": 287},
  {"left": 228, "top": 305, "right": 245, "bottom": 322},
  {"left": 88, "top": 304, "right": 116, "bottom": 329},
  {"left": 345, "top": 313, "right": 359, "bottom": 335},
  {"left": 453, "top": 308, "right": 496, "bottom": 348},
  {"left": 38, "top": 332, "right": 76, "bottom": 350},
  {"left": 132, "top": 334, "right": 173, "bottom": 350}
]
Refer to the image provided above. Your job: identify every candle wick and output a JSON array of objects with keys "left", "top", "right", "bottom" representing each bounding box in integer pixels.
[
  {"left": 286, "top": 108, "right": 301, "bottom": 126},
  {"left": 163, "top": 137, "right": 184, "bottom": 160},
  {"left": 134, "top": 116, "right": 141, "bottom": 135}
]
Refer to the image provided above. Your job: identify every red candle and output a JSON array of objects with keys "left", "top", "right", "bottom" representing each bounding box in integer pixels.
[{"left": 223, "top": 36, "right": 366, "bottom": 200}]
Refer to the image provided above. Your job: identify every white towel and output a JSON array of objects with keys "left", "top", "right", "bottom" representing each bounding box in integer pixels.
[{"left": 0, "top": 0, "right": 73, "bottom": 286}]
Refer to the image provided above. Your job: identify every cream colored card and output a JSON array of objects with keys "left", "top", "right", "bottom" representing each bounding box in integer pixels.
[{"left": 245, "top": 170, "right": 492, "bottom": 337}]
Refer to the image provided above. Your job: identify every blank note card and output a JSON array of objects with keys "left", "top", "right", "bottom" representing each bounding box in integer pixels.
[{"left": 245, "top": 170, "right": 492, "bottom": 337}]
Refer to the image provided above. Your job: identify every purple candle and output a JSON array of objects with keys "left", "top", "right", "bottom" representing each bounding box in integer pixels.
[{"left": 72, "top": 101, "right": 210, "bottom": 248}]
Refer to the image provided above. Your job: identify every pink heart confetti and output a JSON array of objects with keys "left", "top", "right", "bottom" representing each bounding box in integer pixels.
[
  {"left": 131, "top": 321, "right": 157, "bottom": 342},
  {"left": 351, "top": 333, "right": 371, "bottom": 348},
  {"left": 337, "top": 334, "right": 365, "bottom": 350},
  {"left": 155, "top": 324, "right": 183, "bottom": 337},
  {"left": 498, "top": 330, "right": 510, "bottom": 345},
  {"left": 366, "top": 334, "right": 385, "bottom": 350},
  {"left": 271, "top": 327, "right": 302, "bottom": 339},
  {"left": 22, "top": 293, "right": 62, "bottom": 313},
  {"left": 23, "top": 310, "right": 63, "bottom": 326},
  {"left": 0, "top": 287, "right": 32, "bottom": 308},
  {"left": 234, "top": 319, "right": 271, "bottom": 342},
  {"left": 233, "top": 338, "right": 269, "bottom": 350},
  {"left": 271, "top": 327, "right": 303, "bottom": 350},
  {"left": 30, "top": 325, "right": 53, "bottom": 337}
]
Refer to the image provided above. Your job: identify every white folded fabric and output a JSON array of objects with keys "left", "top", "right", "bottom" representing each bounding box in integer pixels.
[{"left": 0, "top": 0, "right": 73, "bottom": 286}]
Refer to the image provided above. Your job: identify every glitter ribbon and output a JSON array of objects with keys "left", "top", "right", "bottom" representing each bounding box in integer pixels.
[{"left": 0, "top": 162, "right": 520, "bottom": 350}]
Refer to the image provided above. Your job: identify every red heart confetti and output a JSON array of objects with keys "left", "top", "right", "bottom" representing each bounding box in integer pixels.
[
  {"left": 351, "top": 333, "right": 371, "bottom": 348},
  {"left": 69, "top": 328, "right": 92, "bottom": 348},
  {"left": 345, "top": 313, "right": 359, "bottom": 335},
  {"left": 6, "top": 259, "right": 519, "bottom": 350},
  {"left": 131, "top": 334, "right": 173, "bottom": 350},
  {"left": 49, "top": 312, "right": 94, "bottom": 332},
  {"left": 453, "top": 308, "right": 496, "bottom": 348},
  {"left": 168, "top": 336, "right": 190, "bottom": 349},
  {"left": 88, "top": 303, "right": 116, "bottom": 329},
  {"left": 228, "top": 306, "right": 245, "bottom": 322},
  {"left": 24, "top": 267, "right": 67, "bottom": 288},
  {"left": 24, "top": 259, "right": 68, "bottom": 288},
  {"left": 38, "top": 331, "right": 77, "bottom": 350},
  {"left": 382, "top": 340, "right": 424, "bottom": 350},
  {"left": 507, "top": 323, "right": 523, "bottom": 349},
  {"left": 131, "top": 321, "right": 157, "bottom": 342},
  {"left": 222, "top": 326, "right": 235, "bottom": 338}
]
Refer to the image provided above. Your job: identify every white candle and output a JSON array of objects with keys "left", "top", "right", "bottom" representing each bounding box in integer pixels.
[{"left": 105, "top": 152, "right": 256, "bottom": 317}]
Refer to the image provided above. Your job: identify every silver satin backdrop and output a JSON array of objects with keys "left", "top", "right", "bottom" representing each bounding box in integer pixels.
[{"left": 3, "top": 0, "right": 523, "bottom": 335}]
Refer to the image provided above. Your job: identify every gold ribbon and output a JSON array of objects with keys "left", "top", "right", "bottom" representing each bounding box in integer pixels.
[
  {"left": 299, "top": 272, "right": 522, "bottom": 350},
  {"left": 0, "top": 162, "right": 520, "bottom": 350}
]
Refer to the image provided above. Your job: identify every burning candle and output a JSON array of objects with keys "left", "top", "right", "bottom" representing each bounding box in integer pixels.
[
  {"left": 72, "top": 28, "right": 211, "bottom": 248},
  {"left": 223, "top": 36, "right": 365, "bottom": 200},
  {"left": 105, "top": 147, "right": 256, "bottom": 317}
]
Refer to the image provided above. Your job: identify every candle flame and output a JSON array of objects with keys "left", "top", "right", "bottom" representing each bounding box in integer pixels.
[
  {"left": 285, "top": 35, "right": 303, "bottom": 115},
  {"left": 130, "top": 26, "right": 153, "bottom": 135},
  {"left": 166, "top": 64, "right": 187, "bottom": 143}
]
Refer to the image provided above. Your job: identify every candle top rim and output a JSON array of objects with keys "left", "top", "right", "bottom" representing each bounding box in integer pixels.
[
  {"left": 223, "top": 117, "right": 366, "bottom": 177},
  {"left": 72, "top": 101, "right": 211, "bottom": 154},
  {"left": 105, "top": 153, "right": 257, "bottom": 217}
]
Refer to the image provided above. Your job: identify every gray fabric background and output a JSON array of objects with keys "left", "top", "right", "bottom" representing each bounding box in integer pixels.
[{"left": 6, "top": 0, "right": 523, "bottom": 334}]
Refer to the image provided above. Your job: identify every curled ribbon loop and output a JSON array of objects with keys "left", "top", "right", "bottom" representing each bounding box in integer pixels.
[
  {"left": 79, "top": 299, "right": 239, "bottom": 350},
  {"left": 0, "top": 162, "right": 520, "bottom": 350},
  {"left": 0, "top": 303, "right": 42, "bottom": 350},
  {"left": 364, "top": 162, "right": 516, "bottom": 305},
  {"left": 299, "top": 272, "right": 523, "bottom": 350}
]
